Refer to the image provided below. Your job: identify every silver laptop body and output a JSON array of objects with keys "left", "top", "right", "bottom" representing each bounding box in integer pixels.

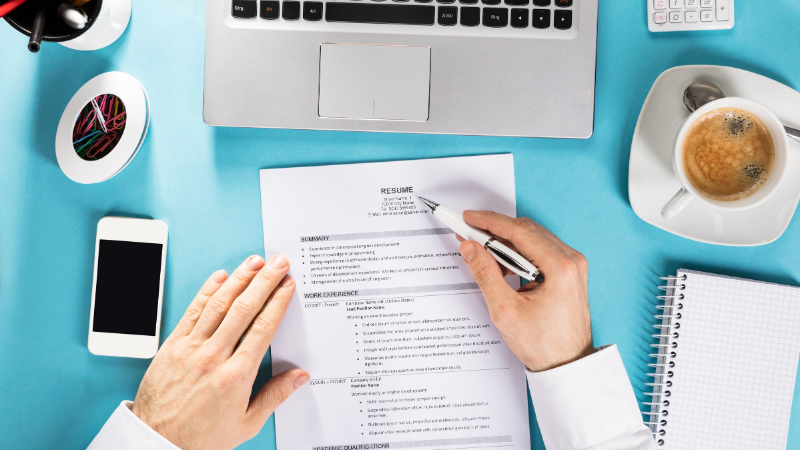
[{"left": 203, "top": 0, "right": 597, "bottom": 138}]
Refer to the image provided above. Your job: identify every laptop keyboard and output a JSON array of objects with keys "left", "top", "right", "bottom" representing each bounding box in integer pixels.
[{"left": 227, "top": 0, "right": 579, "bottom": 39}]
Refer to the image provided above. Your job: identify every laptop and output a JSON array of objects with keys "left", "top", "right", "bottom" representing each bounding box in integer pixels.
[{"left": 203, "top": 0, "right": 597, "bottom": 138}]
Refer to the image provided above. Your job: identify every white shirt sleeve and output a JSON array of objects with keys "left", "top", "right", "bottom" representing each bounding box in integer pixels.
[
  {"left": 87, "top": 401, "right": 180, "bottom": 450},
  {"left": 526, "top": 344, "right": 657, "bottom": 450}
]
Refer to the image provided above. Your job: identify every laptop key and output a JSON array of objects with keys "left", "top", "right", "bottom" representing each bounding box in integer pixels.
[
  {"left": 482, "top": 0, "right": 501, "bottom": 4},
  {"left": 554, "top": 9, "right": 571, "bottom": 29},
  {"left": 555, "top": 0, "right": 572, "bottom": 6},
  {"left": 303, "top": 1, "right": 323, "bottom": 20},
  {"left": 505, "top": 0, "right": 528, "bottom": 5},
  {"left": 510, "top": 8, "right": 528, "bottom": 27},
  {"left": 532, "top": 0, "right": 550, "bottom": 5},
  {"left": 460, "top": 6, "right": 479, "bottom": 25},
  {"left": 482, "top": 7, "right": 508, "bottom": 27},
  {"left": 438, "top": 6, "right": 457, "bottom": 24},
  {"left": 283, "top": 1, "right": 300, "bottom": 19},
  {"left": 415, "top": 0, "right": 433, "bottom": 3},
  {"left": 326, "top": 3, "right": 436, "bottom": 24},
  {"left": 437, "top": 0, "right": 456, "bottom": 3},
  {"left": 459, "top": 0, "right": 478, "bottom": 3},
  {"left": 260, "top": 0, "right": 280, "bottom": 18},
  {"left": 232, "top": 0, "right": 257, "bottom": 18},
  {"left": 532, "top": 8, "right": 550, "bottom": 28}
]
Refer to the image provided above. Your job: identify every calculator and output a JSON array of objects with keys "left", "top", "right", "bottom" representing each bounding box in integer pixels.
[{"left": 648, "top": 0, "right": 734, "bottom": 32}]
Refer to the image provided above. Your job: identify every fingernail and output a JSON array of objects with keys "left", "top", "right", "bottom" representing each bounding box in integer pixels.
[
  {"left": 460, "top": 243, "right": 477, "bottom": 263},
  {"left": 294, "top": 374, "right": 310, "bottom": 388},
  {"left": 280, "top": 277, "right": 295, "bottom": 288},
  {"left": 212, "top": 270, "right": 227, "bottom": 284},
  {"left": 271, "top": 255, "right": 289, "bottom": 269},
  {"left": 247, "top": 256, "right": 265, "bottom": 271}
]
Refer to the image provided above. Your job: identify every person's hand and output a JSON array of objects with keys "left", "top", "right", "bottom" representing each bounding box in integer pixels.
[
  {"left": 131, "top": 255, "right": 309, "bottom": 450},
  {"left": 457, "top": 211, "right": 593, "bottom": 372}
]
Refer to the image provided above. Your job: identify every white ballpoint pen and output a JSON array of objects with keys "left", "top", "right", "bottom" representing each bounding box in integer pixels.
[{"left": 418, "top": 195, "right": 544, "bottom": 283}]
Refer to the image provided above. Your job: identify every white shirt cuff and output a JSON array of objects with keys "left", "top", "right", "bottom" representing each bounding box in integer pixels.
[
  {"left": 87, "top": 401, "right": 181, "bottom": 450},
  {"left": 526, "top": 344, "right": 646, "bottom": 450}
]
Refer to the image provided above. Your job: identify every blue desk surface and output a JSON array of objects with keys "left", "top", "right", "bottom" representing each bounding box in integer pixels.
[{"left": 2, "top": 1, "right": 800, "bottom": 448}]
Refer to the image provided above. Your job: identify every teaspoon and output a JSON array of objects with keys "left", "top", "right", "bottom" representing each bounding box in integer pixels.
[{"left": 683, "top": 81, "right": 800, "bottom": 143}]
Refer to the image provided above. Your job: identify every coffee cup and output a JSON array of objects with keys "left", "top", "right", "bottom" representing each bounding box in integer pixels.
[{"left": 661, "top": 97, "right": 789, "bottom": 219}]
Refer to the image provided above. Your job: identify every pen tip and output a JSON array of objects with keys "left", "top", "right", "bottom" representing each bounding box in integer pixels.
[
  {"left": 416, "top": 196, "right": 439, "bottom": 211},
  {"left": 534, "top": 273, "right": 545, "bottom": 283}
]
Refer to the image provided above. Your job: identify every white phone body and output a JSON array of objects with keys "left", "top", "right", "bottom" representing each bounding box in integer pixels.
[{"left": 88, "top": 217, "right": 168, "bottom": 358}]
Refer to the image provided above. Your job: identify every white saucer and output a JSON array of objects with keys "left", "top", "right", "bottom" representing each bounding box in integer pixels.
[{"left": 629, "top": 65, "right": 800, "bottom": 246}]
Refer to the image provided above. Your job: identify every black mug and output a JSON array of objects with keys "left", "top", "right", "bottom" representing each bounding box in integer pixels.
[{"left": 3, "top": 0, "right": 102, "bottom": 44}]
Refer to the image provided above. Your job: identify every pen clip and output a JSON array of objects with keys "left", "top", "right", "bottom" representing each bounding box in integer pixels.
[
  {"left": 485, "top": 239, "right": 544, "bottom": 283},
  {"left": 485, "top": 239, "right": 529, "bottom": 275}
]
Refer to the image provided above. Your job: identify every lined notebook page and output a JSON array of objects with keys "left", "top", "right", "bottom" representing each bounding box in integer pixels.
[{"left": 667, "top": 269, "right": 800, "bottom": 450}]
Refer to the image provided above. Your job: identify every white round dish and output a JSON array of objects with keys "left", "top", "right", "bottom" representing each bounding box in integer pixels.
[
  {"left": 60, "top": 0, "right": 131, "bottom": 51},
  {"left": 629, "top": 65, "right": 800, "bottom": 246},
  {"left": 55, "top": 72, "right": 149, "bottom": 184}
]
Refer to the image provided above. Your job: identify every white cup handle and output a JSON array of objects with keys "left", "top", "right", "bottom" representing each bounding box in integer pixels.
[{"left": 661, "top": 187, "right": 693, "bottom": 219}]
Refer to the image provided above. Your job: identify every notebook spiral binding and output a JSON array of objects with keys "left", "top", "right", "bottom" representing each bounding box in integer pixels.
[{"left": 642, "top": 273, "right": 688, "bottom": 447}]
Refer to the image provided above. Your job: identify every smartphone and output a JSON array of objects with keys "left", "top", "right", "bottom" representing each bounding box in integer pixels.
[{"left": 88, "top": 217, "right": 168, "bottom": 358}]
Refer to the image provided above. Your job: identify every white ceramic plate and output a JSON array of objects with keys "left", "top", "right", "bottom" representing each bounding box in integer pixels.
[{"left": 629, "top": 65, "right": 800, "bottom": 246}]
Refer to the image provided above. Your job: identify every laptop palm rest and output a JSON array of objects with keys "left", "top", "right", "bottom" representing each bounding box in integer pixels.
[{"left": 318, "top": 44, "right": 430, "bottom": 121}]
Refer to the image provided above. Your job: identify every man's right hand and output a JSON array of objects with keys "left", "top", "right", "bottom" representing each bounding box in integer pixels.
[{"left": 458, "top": 210, "right": 594, "bottom": 372}]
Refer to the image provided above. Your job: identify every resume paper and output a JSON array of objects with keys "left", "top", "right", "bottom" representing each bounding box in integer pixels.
[{"left": 260, "top": 154, "right": 530, "bottom": 450}]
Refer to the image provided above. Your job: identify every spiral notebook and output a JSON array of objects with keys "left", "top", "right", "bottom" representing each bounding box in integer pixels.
[{"left": 645, "top": 269, "right": 800, "bottom": 449}]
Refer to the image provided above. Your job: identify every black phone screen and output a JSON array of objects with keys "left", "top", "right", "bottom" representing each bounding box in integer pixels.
[{"left": 92, "top": 240, "right": 164, "bottom": 336}]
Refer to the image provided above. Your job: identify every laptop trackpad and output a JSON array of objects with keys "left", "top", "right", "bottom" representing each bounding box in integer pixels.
[{"left": 318, "top": 44, "right": 430, "bottom": 121}]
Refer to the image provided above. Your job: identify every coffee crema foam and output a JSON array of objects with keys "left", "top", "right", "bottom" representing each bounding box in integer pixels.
[{"left": 682, "top": 107, "right": 775, "bottom": 202}]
